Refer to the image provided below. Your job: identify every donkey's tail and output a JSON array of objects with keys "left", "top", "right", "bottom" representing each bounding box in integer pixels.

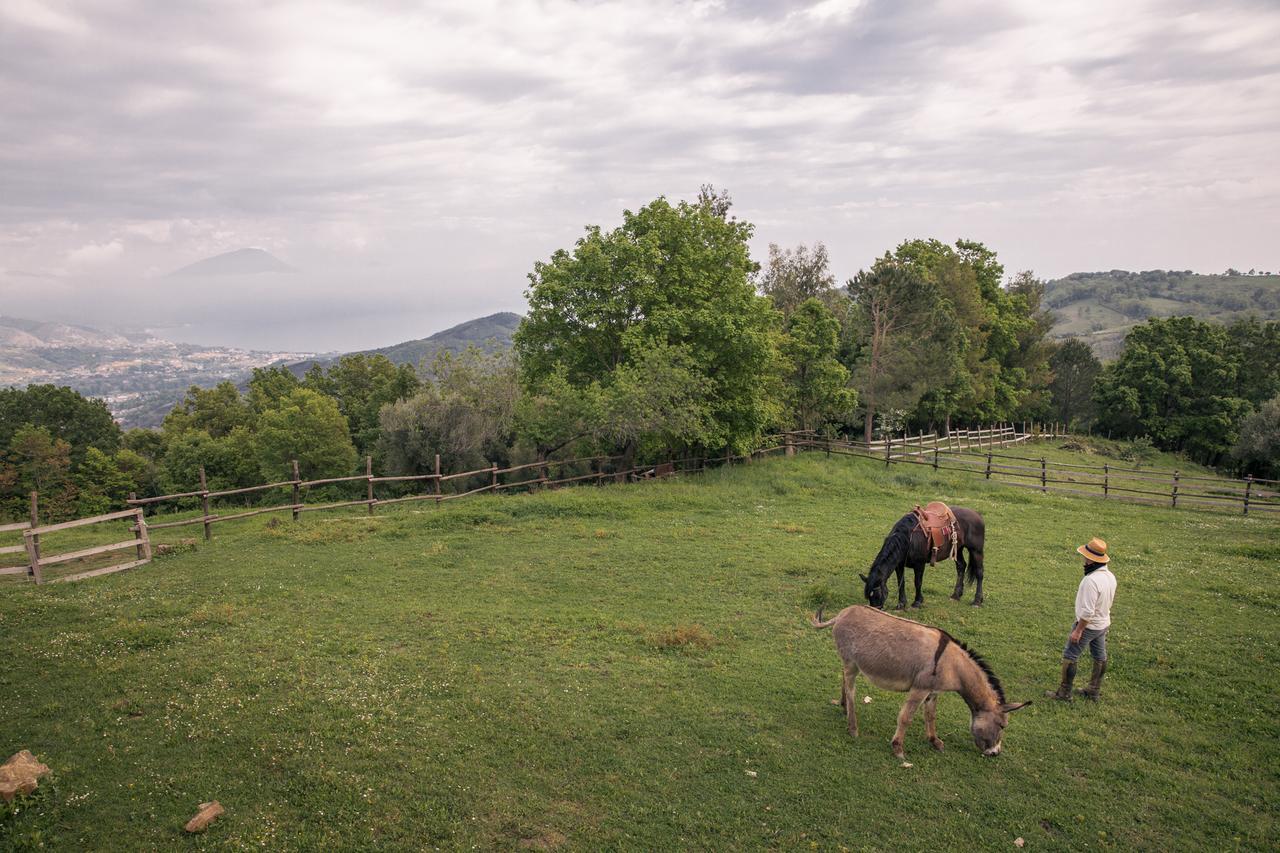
[{"left": 810, "top": 606, "right": 838, "bottom": 629}]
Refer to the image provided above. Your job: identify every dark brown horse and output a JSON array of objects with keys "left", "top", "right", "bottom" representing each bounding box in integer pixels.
[{"left": 860, "top": 506, "right": 986, "bottom": 608}]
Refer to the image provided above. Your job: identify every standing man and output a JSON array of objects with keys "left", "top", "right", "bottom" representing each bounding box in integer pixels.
[{"left": 1045, "top": 537, "right": 1117, "bottom": 702}]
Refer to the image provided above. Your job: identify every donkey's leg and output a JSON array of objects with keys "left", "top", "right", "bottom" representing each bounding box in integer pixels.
[
  {"left": 971, "top": 547, "right": 985, "bottom": 606},
  {"left": 843, "top": 666, "right": 860, "bottom": 737},
  {"left": 911, "top": 562, "right": 925, "bottom": 608},
  {"left": 894, "top": 565, "right": 908, "bottom": 610},
  {"left": 922, "top": 693, "right": 944, "bottom": 750},
  {"left": 891, "top": 688, "right": 928, "bottom": 758},
  {"left": 951, "top": 550, "right": 966, "bottom": 600}
]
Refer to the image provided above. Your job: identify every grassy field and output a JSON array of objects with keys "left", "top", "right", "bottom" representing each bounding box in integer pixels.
[{"left": 2, "top": 449, "right": 1277, "bottom": 850}]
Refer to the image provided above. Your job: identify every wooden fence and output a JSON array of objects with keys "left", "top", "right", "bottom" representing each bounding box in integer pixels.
[
  {"left": 4, "top": 424, "right": 1273, "bottom": 585},
  {"left": 786, "top": 435, "right": 1280, "bottom": 516},
  {"left": 1, "top": 508, "right": 152, "bottom": 584},
  {"left": 119, "top": 449, "right": 782, "bottom": 543}
]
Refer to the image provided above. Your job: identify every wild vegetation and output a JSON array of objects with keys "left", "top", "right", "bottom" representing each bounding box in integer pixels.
[
  {"left": 4, "top": 189, "right": 1278, "bottom": 521},
  {"left": 1, "top": 452, "right": 1275, "bottom": 849}
]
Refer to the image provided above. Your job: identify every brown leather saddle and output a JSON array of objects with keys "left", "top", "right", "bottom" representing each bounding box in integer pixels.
[{"left": 913, "top": 501, "right": 961, "bottom": 565}]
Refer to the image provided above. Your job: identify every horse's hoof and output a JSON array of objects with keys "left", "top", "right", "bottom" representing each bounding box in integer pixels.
[
  {"left": 949, "top": 594, "right": 961, "bottom": 601},
  {"left": 911, "top": 601, "right": 924, "bottom": 609},
  {"left": 894, "top": 603, "right": 906, "bottom": 611},
  {"left": 891, "top": 743, "right": 904, "bottom": 759},
  {"left": 971, "top": 600, "right": 984, "bottom": 607},
  {"left": 930, "top": 738, "right": 945, "bottom": 751}
]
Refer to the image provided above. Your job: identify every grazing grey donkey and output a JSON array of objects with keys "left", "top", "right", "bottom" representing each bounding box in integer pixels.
[{"left": 812, "top": 605, "right": 1029, "bottom": 757}]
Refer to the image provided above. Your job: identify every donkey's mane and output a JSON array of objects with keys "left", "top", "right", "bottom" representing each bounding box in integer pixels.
[
  {"left": 866, "top": 513, "right": 917, "bottom": 586},
  {"left": 943, "top": 632, "right": 1005, "bottom": 703}
]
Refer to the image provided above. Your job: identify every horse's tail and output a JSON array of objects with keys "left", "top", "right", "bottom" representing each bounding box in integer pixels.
[
  {"left": 965, "top": 555, "right": 978, "bottom": 587},
  {"left": 811, "top": 606, "right": 838, "bottom": 629}
]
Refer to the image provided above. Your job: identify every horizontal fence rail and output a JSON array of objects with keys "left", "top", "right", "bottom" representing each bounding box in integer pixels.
[
  {"left": 0, "top": 508, "right": 153, "bottom": 584},
  {"left": 787, "top": 434, "right": 1279, "bottom": 516},
  {"left": 4, "top": 423, "right": 1274, "bottom": 585}
]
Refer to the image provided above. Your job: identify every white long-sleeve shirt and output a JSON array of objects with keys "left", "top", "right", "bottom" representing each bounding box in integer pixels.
[{"left": 1075, "top": 567, "right": 1116, "bottom": 630}]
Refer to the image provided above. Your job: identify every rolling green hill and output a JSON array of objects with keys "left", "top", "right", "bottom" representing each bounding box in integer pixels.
[
  {"left": 288, "top": 311, "right": 521, "bottom": 375},
  {"left": 1045, "top": 270, "right": 1280, "bottom": 358}
]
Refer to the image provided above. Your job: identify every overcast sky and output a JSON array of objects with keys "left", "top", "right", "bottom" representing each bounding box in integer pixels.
[{"left": 2, "top": 0, "right": 1278, "bottom": 351}]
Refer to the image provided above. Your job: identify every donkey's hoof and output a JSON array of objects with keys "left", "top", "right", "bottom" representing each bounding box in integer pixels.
[
  {"left": 971, "top": 600, "right": 984, "bottom": 607},
  {"left": 894, "top": 603, "right": 907, "bottom": 611},
  {"left": 949, "top": 593, "right": 962, "bottom": 601},
  {"left": 911, "top": 601, "right": 924, "bottom": 609},
  {"left": 930, "top": 737, "right": 945, "bottom": 751}
]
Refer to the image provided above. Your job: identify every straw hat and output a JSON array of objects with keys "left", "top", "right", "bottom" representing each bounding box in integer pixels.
[{"left": 1076, "top": 537, "right": 1109, "bottom": 564}]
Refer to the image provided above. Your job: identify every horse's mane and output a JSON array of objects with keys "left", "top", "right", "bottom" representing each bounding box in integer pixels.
[
  {"left": 866, "top": 513, "right": 917, "bottom": 586},
  {"left": 943, "top": 632, "right": 1005, "bottom": 704}
]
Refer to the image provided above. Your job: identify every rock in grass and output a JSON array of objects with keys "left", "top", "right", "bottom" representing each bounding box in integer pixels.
[
  {"left": 184, "top": 801, "right": 225, "bottom": 833},
  {"left": 0, "top": 750, "right": 51, "bottom": 802}
]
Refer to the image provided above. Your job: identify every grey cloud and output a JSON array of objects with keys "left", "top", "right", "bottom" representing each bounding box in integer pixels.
[{"left": 1, "top": 0, "right": 1278, "bottom": 350}]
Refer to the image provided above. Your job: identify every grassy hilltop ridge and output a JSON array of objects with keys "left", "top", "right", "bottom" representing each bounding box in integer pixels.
[
  {"left": 1045, "top": 270, "right": 1280, "bottom": 358},
  {"left": 1, "top": 449, "right": 1276, "bottom": 849}
]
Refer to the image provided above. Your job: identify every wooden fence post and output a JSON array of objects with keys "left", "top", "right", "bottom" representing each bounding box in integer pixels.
[
  {"left": 199, "top": 466, "right": 211, "bottom": 541},
  {"left": 1103, "top": 463, "right": 1109, "bottom": 499},
  {"left": 1243, "top": 475, "right": 1252, "bottom": 515},
  {"left": 491, "top": 463, "right": 499, "bottom": 490},
  {"left": 985, "top": 452, "right": 992, "bottom": 480},
  {"left": 933, "top": 446, "right": 939, "bottom": 471},
  {"left": 785, "top": 433, "right": 795, "bottom": 457},
  {"left": 133, "top": 509, "right": 152, "bottom": 562},
  {"left": 434, "top": 454, "right": 442, "bottom": 505},
  {"left": 1171, "top": 470, "right": 1179, "bottom": 508},
  {"left": 23, "top": 529, "right": 43, "bottom": 585},
  {"left": 366, "top": 456, "right": 375, "bottom": 515},
  {"left": 28, "top": 491, "right": 39, "bottom": 579},
  {"left": 1041, "top": 457, "right": 1047, "bottom": 492},
  {"left": 885, "top": 434, "right": 892, "bottom": 467},
  {"left": 292, "top": 460, "right": 301, "bottom": 521}
]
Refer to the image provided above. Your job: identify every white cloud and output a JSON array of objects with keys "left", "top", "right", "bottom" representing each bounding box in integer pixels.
[{"left": 66, "top": 240, "right": 124, "bottom": 267}]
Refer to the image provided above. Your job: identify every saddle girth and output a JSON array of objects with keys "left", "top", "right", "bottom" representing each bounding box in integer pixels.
[{"left": 912, "top": 501, "right": 960, "bottom": 566}]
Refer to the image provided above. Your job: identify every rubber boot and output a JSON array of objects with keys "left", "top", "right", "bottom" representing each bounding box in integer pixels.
[
  {"left": 1076, "top": 659, "right": 1107, "bottom": 701},
  {"left": 1044, "top": 659, "right": 1076, "bottom": 701}
]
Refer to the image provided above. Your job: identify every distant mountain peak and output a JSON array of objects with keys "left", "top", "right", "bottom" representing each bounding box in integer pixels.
[{"left": 167, "top": 248, "right": 294, "bottom": 277}]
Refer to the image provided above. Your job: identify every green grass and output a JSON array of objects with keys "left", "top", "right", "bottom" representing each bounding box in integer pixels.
[{"left": 1, "top": 452, "right": 1277, "bottom": 850}]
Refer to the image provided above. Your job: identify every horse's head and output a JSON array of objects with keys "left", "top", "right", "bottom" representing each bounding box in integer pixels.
[
  {"left": 860, "top": 572, "right": 887, "bottom": 609},
  {"left": 970, "top": 701, "right": 1031, "bottom": 756}
]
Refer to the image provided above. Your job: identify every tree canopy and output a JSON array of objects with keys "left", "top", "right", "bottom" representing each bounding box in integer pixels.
[{"left": 514, "top": 193, "right": 782, "bottom": 455}]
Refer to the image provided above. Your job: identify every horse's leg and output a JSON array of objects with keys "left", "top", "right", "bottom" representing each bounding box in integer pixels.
[
  {"left": 923, "top": 693, "right": 944, "bottom": 750},
  {"left": 891, "top": 688, "right": 928, "bottom": 758},
  {"left": 911, "top": 562, "right": 925, "bottom": 608},
  {"left": 843, "top": 666, "right": 860, "bottom": 737},
  {"left": 894, "top": 565, "right": 907, "bottom": 610},
  {"left": 951, "top": 550, "right": 966, "bottom": 600},
  {"left": 971, "top": 546, "right": 985, "bottom": 606}
]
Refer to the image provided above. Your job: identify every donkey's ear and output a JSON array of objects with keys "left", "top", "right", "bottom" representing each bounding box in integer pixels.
[{"left": 1001, "top": 701, "right": 1031, "bottom": 713}]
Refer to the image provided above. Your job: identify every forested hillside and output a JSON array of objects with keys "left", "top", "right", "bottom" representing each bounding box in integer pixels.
[
  {"left": 1045, "top": 269, "right": 1280, "bottom": 358},
  {"left": 288, "top": 312, "right": 521, "bottom": 376}
]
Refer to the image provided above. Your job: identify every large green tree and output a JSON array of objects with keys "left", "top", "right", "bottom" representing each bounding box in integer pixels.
[
  {"left": 1231, "top": 395, "right": 1280, "bottom": 479},
  {"left": 1094, "top": 317, "right": 1250, "bottom": 462},
  {"left": 1047, "top": 338, "right": 1102, "bottom": 427},
  {"left": 781, "top": 299, "right": 857, "bottom": 431},
  {"left": 0, "top": 385, "right": 120, "bottom": 467},
  {"left": 304, "top": 354, "right": 419, "bottom": 458},
  {"left": 162, "top": 382, "right": 253, "bottom": 440},
  {"left": 514, "top": 192, "right": 782, "bottom": 454},
  {"left": 255, "top": 389, "right": 358, "bottom": 480},
  {"left": 845, "top": 258, "right": 952, "bottom": 442}
]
